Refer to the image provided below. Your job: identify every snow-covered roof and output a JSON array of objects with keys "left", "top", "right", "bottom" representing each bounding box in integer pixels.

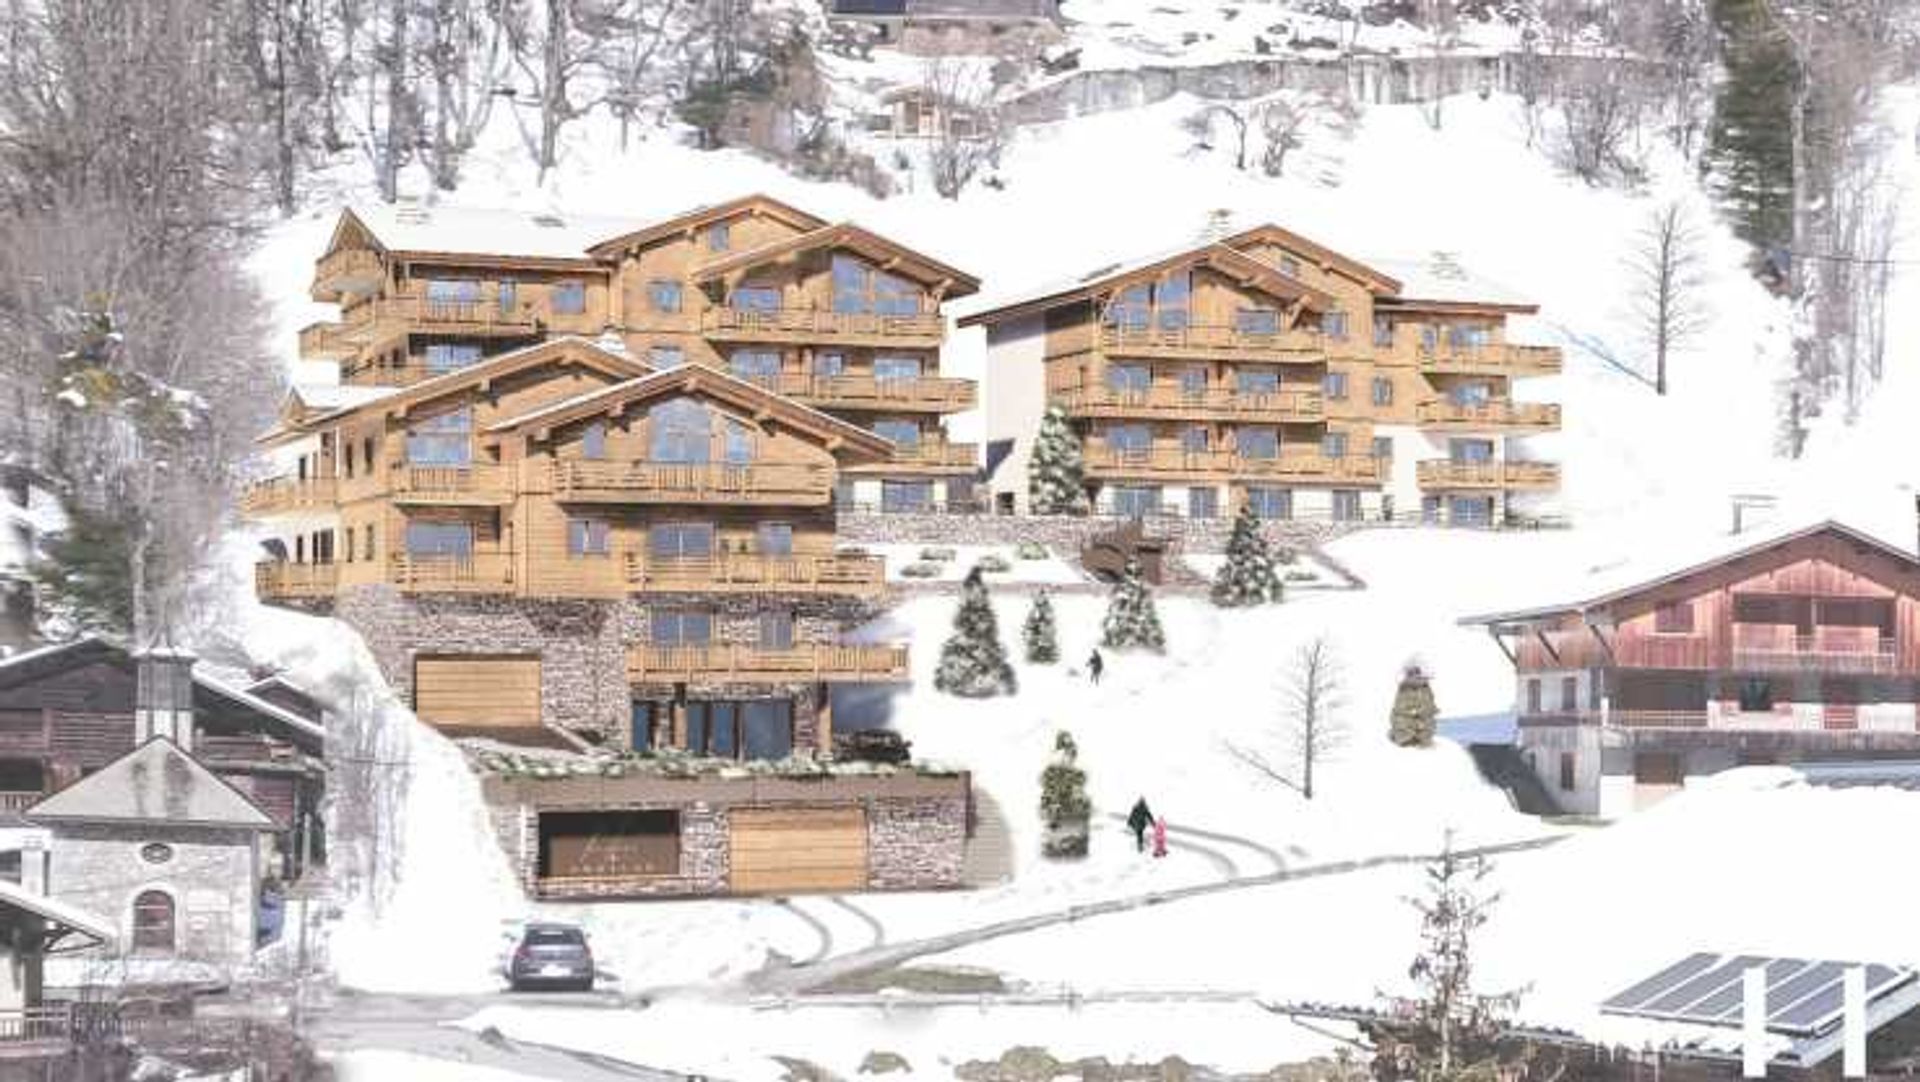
[
  {"left": 345, "top": 202, "right": 646, "bottom": 262},
  {"left": 0, "top": 877, "right": 113, "bottom": 950},
  {"left": 196, "top": 673, "right": 326, "bottom": 749},
  {"left": 289, "top": 383, "right": 394, "bottom": 413},
  {"left": 957, "top": 239, "right": 1335, "bottom": 326},
  {"left": 1368, "top": 254, "right": 1537, "bottom": 310},
  {"left": 28, "top": 737, "right": 276, "bottom": 830}
]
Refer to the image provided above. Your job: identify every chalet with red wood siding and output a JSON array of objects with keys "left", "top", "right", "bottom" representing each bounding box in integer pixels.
[{"left": 1463, "top": 519, "right": 1920, "bottom": 817}]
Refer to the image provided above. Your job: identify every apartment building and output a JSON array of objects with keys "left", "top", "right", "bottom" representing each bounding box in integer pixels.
[
  {"left": 1463, "top": 519, "right": 1920, "bottom": 817},
  {"left": 961, "top": 224, "right": 1562, "bottom": 525}
]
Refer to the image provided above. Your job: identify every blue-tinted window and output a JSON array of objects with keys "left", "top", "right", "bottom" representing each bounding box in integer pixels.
[
  {"left": 648, "top": 398, "right": 711, "bottom": 463},
  {"left": 1110, "top": 485, "right": 1160, "bottom": 518},
  {"left": 404, "top": 521, "right": 473, "bottom": 556},
  {"left": 552, "top": 281, "right": 586, "bottom": 314},
  {"left": 1246, "top": 487, "right": 1292, "bottom": 520},
  {"left": 424, "top": 343, "right": 481, "bottom": 374},
  {"left": 405, "top": 407, "right": 472, "bottom": 465},
  {"left": 731, "top": 284, "right": 779, "bottom": 312},
  {"left": 649, "top": 280, "right": 682, "bottom": 312},
  {"left": 1236, "top": 308, "right": 1280, "bottom": 335},
  {"left": 1236, "top": 427, "right": 1278, "bottom": 460}
]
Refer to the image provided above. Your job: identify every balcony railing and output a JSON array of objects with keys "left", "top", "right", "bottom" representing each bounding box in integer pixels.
[
  {"left": 846, "top": 440, "right": 978, "bottom": 472},
  {"left": 700, "top": 307, "right": 945, "bottom": 346},
  {"left": 337, "top": 291, "right": 544, "bottom": 344},
  {"left": 736, "top": 372, "right": 975, "bottom": 412},
  {"left": 240, "top": 476, "right": 338, "bottom": 516},
  {"left": 1416, "top": 460, "right": 1562, "bottom": 490},
  {"left": 1730, "top": 633, "right": 1900, "bottom": 675},
  {"left": 388, "top": 553, "right": 516, "bottom": 593},
  {"left": 1096, "top": 323, "right": 1324, "bottom": 360},
  {"left": 1416, "top": 400, "right": 1562, "bottom": 431},
  {"left": 549, "top": 460, "right": 834, "bottom": 505},
  {"left": 625, "top": 552, "right": 886, "bottom": 596},
  {"left": 1053, "top": 384, "right": 1325, "bottom": 422},
  {"left": 1083, "top": 446, "right": 1384, "bottom": 483},
  {"left": 0, "top": 791, "right": 42, "bottom": 813},
  {"left": 0, "top": 1006, "right": 74, "bottom": 1047},
  {"left": 255, "top": 561, "right": 339, "bottom": 601},
  {"left": 389, "top": 463, "right": 516, "bottom": 504},
  {"left": 297, "top": 321, "right": 353, "bottom": 359},
  {"left": 627, "top": 643, "right": 911, "bottom": 683},
  {"left": 1416, "top": 342, "right": 1563, "bottom": 376},
  {"left": 311, "top": 248, "right": 385, "bottom": 301}
]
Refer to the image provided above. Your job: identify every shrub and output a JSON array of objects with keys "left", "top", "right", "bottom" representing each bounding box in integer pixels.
[
  {"left": 975, "top": 554, "right": 1012, "bottom": 573},
  {"left": 1015, "top": 541, "right": 1049, "bottom": 560},
  {"left": 919, "top": 546, "right": 958, "bottom": 562},
  {"left": 900, "top": 561, "right": 943, "bottom": 579}
]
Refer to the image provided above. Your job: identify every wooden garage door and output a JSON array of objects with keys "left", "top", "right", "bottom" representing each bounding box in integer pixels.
[
  {"left": 729, "top": 806, "right": 868, "bottom": 894},
  {"left": 414, "top": 656, "right": 541, "bottom": 730}
]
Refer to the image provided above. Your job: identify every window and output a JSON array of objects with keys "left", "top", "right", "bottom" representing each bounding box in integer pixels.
[
  {"left": 1155, "top": 270, "right": 1190, "bottom": 331},
  {"left": 1188, "top": 487, "right": 1218, "bottom": 519},
  {"left": 423, "top": 279, "right": 480, "bottom": 304},
  {"left": 1589, "top": 669, "right": 1603, "bottom": 710},
  {"left": 567, "top": 518, "right": 611, "bottom": 557},
  {"left": 1106, "top": 284, "right": 1151, "bottom": 330},
  {"left": 882, "top": 480, "right": 932, "bottom": 513},
  {"left": 649, "top": 345, "right": 684, "bottom": 369},
  {"left": 1420, "top": 324, "right": 1440, "bottom": 352},
  {"left": 405, "top": 407, "right": 472, "bottom": 466},
  {"left": 1447, "top": 323, "right": 1492, "bottom": 349},
  {"left": 1103, "top": 424, "right": 1150, "bottom": 456},
  {"left": 723, "top": 418, "right": 753, "bottom": 465},
  {"left": 1449, "top": 496, "right": 1494, "bottom": 526},
  {"left": 874, "top": 356, "right": 922, "bottom": 382},
  {"left": 649, "top": 280, "right": 682, "bottom": 312},
  {"left": 1371, "top": 377, "right": 1394, "bottom": 407},
  {"left": 835, "top": 478, "right": 857, "bottom": 510},
  {"left": 1245, "top": 487, "right": 1292, "bottom": 520},
  {"left": 649, "top": 522, "right": 714, "bottom": 559},
  {"left": 1178, "top": 367, "right": 1207, "bottom": 395},
  {"left": 873, "top": 419, "right": 922, "bottom": 447},
  {"left": 1373, "top": 315, "right": 1394, "bottom": 348},
  {"left": 1321, "top": 310, "right": 1349, "bottom": 340},
  {"left": 757, "top": 523, "right": 793, "bottom": 556},
  {"left": 498, "top": 279, "right": 517, "bottom": 314},
  {"left": 651, "top": 609, "right": 713, "bottom": 645},
  {"left": 1654, "top": 602, "right": 1695, "bottom": 634},
  {"left": 132, "top": 890, "right": 175, "bottom": 953},
  {"left": 1321, "top": 432, "right": 1348, "bottom": 458},
  {"left": 648, "top": 399, "right": 711, "bottom": 463},
  {"left": 581, "top": 422, "right": 607, "bottom": 461},
  {"left": 1323, "top": 372, "right": 1349, "bottom": 400},
  {"left": 1105, "top": 364, "right": 1150, "bottom": 394},
  {"left": 424, "top": 342, "right": 481, "bottom": 374},
  {"left": 1449, "top": 382, "right": 1493, "bottom": 407},
  {"left": 1560, "top": 676, "right": 1578, "bottom": 712},
  {"left": 1737, "top": 678, "right": 1775, "bottom": 713},
  {"left": 364, "top": 524, "right": 375, "bottom": 561},
  {"left": 1372, "top": 436, "right": 1393, "bottom": 461},
  {"left": 730, "top": 284, "right": 780, "bottom": 312},
  {"left": 1558, "top": 752, "right": 1576, "bottom": 792},
  {"left": 815, "top": 353, "right": 846, "bottom": 377},
  {"left": 729, "top": 350, "right": 781, "bottom": 382},
  {"left": 759, "top": 611, "right": 794, "bottom": 650},
  {"left": 1236, "top": 308, "right": 1281, "bottom": 336},
  {"left": 1526, "top": 678, "right": 1542, "bottom": 714},
  {"left": 707, "top": 222, "right": 730, "bottom": 251},
  {"left": 1235, "top": 369, "right": 1280, "bottom": 395},
  {"left": 1179, "top": 425, "right": 1208, "bottom": 454},
  {"left": 362, "top": 437, "right": 376, "bottom": 473},
  {"left": 1110, "top": 485, "right": 1160, "bottom": 519},
  {"left": 833, "top": 254, "right": 872, "bottom": 314},
  {"left": 404, "top": 521, "right": 473, "bottom": 557},
  {"left": 874, "top": 272, "right": 921, "bottom": 316},
  {"left": 1450, "top": 439, "right": 1495, "bottom": 463},
  {"left": 1236, "top": 426, "right": 1279, "bottom": 460},
  {"left": 1332, "top": 490, "right": 1361, "bottom": 522},
  {"left": 1278, "top": 256, "right": 1301, "bottom": 278},
  {"left": 741, "top": 701, "right": 793, "bottom": 761}
]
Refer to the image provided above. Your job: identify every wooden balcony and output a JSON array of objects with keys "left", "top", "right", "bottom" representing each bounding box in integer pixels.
[
  {"left": 625, "top": 552, "right": 886, "bottom": 596},
  {"left": 549, "top": 460, "right": 834, "bottom": 506},
  {"left": 1055, "top": 384, "right": 1324, "bottom": 423},
  {"left": 1096, "top": 323, "right": 1324, "bottom": 362},
  {"left": 1416, "top": 342, "right": 1563, "bottom": 377},
  {"left": 628, "top": 643, "right": 910, "bottom": 684},
  {"left": 1416, "top": 400, "right": 1561, "bottom": 432},
  {"left": 1416, "top": 460, "right": 1562, "bottom": 490},
  {"left": 337, "top": 291, "right": 542, "bottom": 346},
  {"left": 341, "top": 362, "right": 476, "bottom": 388},
  {"left": 240, "top": 476, "right": 338, "bottom": 517},
  {"left": 0, "top": 791, "right": 41, "bottom": 814},
  {"left": 1232, "top": 453, "right": 1385, "bottom": 483},
  {"left": 197, "top": 735, "right": 302, "bottom": 766},
  {"left": 1730, "top": 632, "right": 1900, "bottom": 675},
  {"left": 0, "top": 1006, "right": 74, "bottom": 1053},
  {"left": 740, "top": 373, "right": 975, "bottom": 413},
  {"left": 844, "top": 440, "right": 979, "bottom": 475},
  {"left": 311, "top": 248, "right": 385, "bottom": 302},
  {"left": 388, "top": 553, "right": 516, "bottom": 594},
  {"left": 389, "top": 463, "right": 516, "bottom": 505},
  {"left": 1083, "top": 447, "right": 1384, "bottom": 483},
  {"left": 699, "top": 307, "right": 945, "bottom": 348},
  {"left": 255, "top": 561, "right": 339, "bottom": 602},
  {"left": 297, "top": 321, "right": 354, "bottom": 360}
]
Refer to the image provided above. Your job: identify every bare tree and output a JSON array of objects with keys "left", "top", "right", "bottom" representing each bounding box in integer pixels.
[
  {"left": 1259, "top": 98, "right": 1307, "bottom": 177},
  {"left": 1626, "top": 200, "right": 1710, "bottom": 395},
  {"left": 923, "top": 55, "right": 1006, "bottom": 199},
  {"left": 422, "top": 0, "right": 509, "bottom": 190},
  {"left": 1417, "top": 0, "right": 1459, "bottom": 131},
  {"left": 1183, "top": 102, "right": 1251, "bottom": 170},
  {"left": 1555, "top": 57, "right": 1643, "bottom": 185},
  {"left": 599, "top": 0, "right": 688, "bottom": 151},
  {"left": 1229, "top": 635, "right": 1347, "bottom": 800}
]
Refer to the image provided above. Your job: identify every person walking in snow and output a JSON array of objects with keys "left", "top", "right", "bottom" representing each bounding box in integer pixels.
[
  {"left": 1087, "top": 648, "right": 1105, "bottom": 685},
  {"left": 1126, "top": 796, "right": 1153, "bottom": 852},
  {"left": 1151, "top": 816, "right": 1168, "bottom": 859}
]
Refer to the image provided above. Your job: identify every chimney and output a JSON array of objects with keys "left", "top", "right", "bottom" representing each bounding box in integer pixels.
[
  {"left": 134, "top": 648, "right": 196, "bottom": 752},
  {"left": 595, "top": 327, "right": 630, "bottom": 356},
  {"left": 1198, "top": 209, "right": 1235, "bottom": 243},
  {"left": 19, "top": 836, "right": 46, "bottom": 896}
]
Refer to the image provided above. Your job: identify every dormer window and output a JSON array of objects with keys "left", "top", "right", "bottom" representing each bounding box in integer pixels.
[
  {"left": 405, "top": 407, "right": 473, "bottom": 466},
  {"left": 582, "top": 421, "right": 607, "bottom": 460},
  {"left": 552, "top": 280, "right": 586, "bottom": 315},
  {"left": 707, "top": 222, "right": 730, "bottom": 251},
  {"left": 648, "top": 399, "right": 711, "bottom": 464},
  {"left": 833, "top": 255, "right": 924, "bottom": 316},
  {"left": 1278, "top": 255, "right": 1301, "bottom": 279},
  {"left": 423, "top": 279, "right": 481, "bottom": 305},
  {"left": 1236, "top": 307, "right": 1280, "bottom": 336},
  {"left": 730, "top": 284, "right": 780, "bottom": 313}
]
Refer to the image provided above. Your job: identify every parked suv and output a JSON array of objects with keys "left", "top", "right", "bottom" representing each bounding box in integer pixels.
[{"left": 506, "top": 922, "right": 595, "bottom": 992}]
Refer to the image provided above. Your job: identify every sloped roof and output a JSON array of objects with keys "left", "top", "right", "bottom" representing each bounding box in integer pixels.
[
  {"left": 1220, "top": 223, "right": 1403, "bottom": 293},
  {"left": 1368, "top": 253, "right": 1538, "bottom": 313},
  {"left": 0, "top": 878, "right": 112, "bottom": 952},
  {"left": 333, "top": 203, "right": 644, "bottom": 265},
  {"left": 957, "top": 240, "right": 1336, "bottom": 328},
  {"left": 486, "top": 363, "right": 896, "bottom": 460},
  {"left": 28, "top": 738, "right": 275, "bottom": 830},
  {"left": 690, "top": 222, "right": 981, "bottom": 297},
  {"left": 584, "top": 194, "right": 830, "bottom": 258}
]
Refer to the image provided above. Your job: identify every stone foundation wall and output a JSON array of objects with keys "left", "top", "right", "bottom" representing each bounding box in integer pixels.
[
  {"left": 867, "top": 795, "right": 969, "bottom": 890},
  {"left": 837, "top": 511, "right": 1357, "bottom": 554}
]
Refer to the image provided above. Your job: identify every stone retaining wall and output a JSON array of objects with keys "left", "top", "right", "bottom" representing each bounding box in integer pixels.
[{"left": 837, "top": 511, "right": 1357, "bottom": 554}]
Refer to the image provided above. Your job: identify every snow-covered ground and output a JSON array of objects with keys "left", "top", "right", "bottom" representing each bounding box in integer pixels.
[{"left": 866, "top": 542, "right": 1089, "bottom": 585}]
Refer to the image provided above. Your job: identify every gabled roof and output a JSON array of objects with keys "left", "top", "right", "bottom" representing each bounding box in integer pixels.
[
  {"left": 195, "top": 674, "right": 325, "bottom": 752},
  {"left": 584, "top": 194, "right": 830, "bottom": 259},
  {"left": 486, "top": 363, "right": 896, "bottom": 461},
  {"left": 1220, "top": 223, "right": 1404, "bottom": 294},
  {"left": 1460, "top": 519, "right": 1920, "bottom": 627},
  {"left": 0, "top": 878, "right": 112, "bottom": 953},
  {"left": 957, "top": 241, "right": 1336, "bottom": 328},
  {"left": 1369, "top": 254, "right": 1538, "bottom": 314},
  {"left": 28, "top": 737, "right": 276, "bottom": 830},
  {"left": 689, "top": 222, "right": 981, "bottom": 298},
  {"left": 326, "top": 204, "right": 642, "bottom": 268}
]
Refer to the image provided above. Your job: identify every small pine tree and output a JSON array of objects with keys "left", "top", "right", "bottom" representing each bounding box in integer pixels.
[
  {"left": 1039, "top": 730, "right": 1092, "bottom": 858},
  {"left": 1027, "top": 405, "right": 1090, "bottom": 515},
  {"left": 1210, "top": 503, "right": 1283, "bottom": 607},
  {"left": 1022, "top": 589, "right": 1060, "bottom": 664},
  {"left": 934, "top": 567, "right": 1018, "bottom": 697},
  {"left": 1390, "top": 661, "right": 1440, "bottom": 748},
  {"left": 1101, "top": 559, "right": 1166, "bottom": 653}
]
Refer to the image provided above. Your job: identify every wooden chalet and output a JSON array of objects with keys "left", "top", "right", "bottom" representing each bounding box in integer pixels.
[
  {"left": 962, "top": 226, "right": 1561, "bottom": 525},
  {"left": 1463, "top": 519, "right": 1920, "bottom": 817}
]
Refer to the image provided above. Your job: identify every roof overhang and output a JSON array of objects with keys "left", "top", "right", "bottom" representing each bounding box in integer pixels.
[
  {"left": 585, "top": 194, "right": 830, "bottom": 260},
  {"left": 689, "top": 222, "right": 981, "bottom": 298},
  {"left": 1376, "top": 296, "right": 1541, "bottom": 316},
  {"left": 1220, "top": 223, "right": 1404, "bottom": 294},
  {"left": 958, "top": 242, "right": 1336, "bottom": 329}
]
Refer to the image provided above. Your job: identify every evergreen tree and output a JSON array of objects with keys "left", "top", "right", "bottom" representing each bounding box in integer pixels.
[
  {"left": 1038, "top": 730, "right": 1091, "bottom": 859},
  {"left": 934, "top": 566, "right": 1017, "bottom": 697},
  {"left": 1100, "top": 559, "right": 1165, "bottom": 653},
  {"left": 1390, "top": 661, "right": 1440, "bottom": 748},
  {"left": 1210, "top": 503, "right": 1283, "bottom": 607},
  {"left": 1022, "top": 588, "right": 1060, "bottom": 664},
  {"left": 1027, "top": 404, "right": 1090, "bottom": 515}
]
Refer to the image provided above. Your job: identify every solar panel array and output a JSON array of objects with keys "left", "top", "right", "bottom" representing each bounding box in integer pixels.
[{"left": 1601, "top": 953, "right": 1915, "bottom": 1037}]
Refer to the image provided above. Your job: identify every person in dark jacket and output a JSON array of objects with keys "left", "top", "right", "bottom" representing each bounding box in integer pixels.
[
  {"left": 1126, "top": 796, "right": 1153, "bottom": 852},
  {"left": 1088, "top": 648, "right": 1105, "bottom": 685}
]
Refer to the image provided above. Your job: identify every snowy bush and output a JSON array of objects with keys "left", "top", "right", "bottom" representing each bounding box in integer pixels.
[
  {"left": 1015, "top": 541, "right": 1049, "bottom": 560},
  {"left": 974, "top": 554, "right": 1012, "bottom": 573},
  {"left": 900, "top": 561, "right": 943, "bottom": 579},
  {"left": 919, "top": 546, "right": 958, "bottom": 562},
  {"left": 1039, "top": 731, "right": 1091, "bottom": 859},
  {"left": 1022, "top": 589, "right": 1060, "bottom": 664},
  {"left": 1389, "top": 661, "right": 1439, "bottom": 748},
  {"left": 1210, "top": 503, "right": 1283, "bottom": 607},
  {"left": 1027, "top": 405, "right": 1090, "bottom": 515},
  {"left": 1285, "top": 570, "right": 1316, "bottom": 582},
  {"left": 1101, "top": 559, "right": 1166, "bottom": 653},
  {"left": 934, "top": 567, "right": 1018, "bottom": 697}
]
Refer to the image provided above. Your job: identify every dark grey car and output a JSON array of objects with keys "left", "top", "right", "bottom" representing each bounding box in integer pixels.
[{"left": 507, "top": 923, "right": 595, "bottom": 992}]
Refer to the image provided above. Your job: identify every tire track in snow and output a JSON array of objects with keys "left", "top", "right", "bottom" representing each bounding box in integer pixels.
[
  {"left": 825, "top": 895, "right": 886, "bottom": 949},
  {"left": 772, "top": 898, "right": 833, "bottom": 966},
  {"left": 1102, "top": 813, "right": 1281, "bottom": 878}
]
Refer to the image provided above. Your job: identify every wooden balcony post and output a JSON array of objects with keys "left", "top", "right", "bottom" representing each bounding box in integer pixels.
[
  {"left": 814, "top": 681, "right": 833, "bottom": 759},
  {"left": 670, "top": 696, "right": 688, "bottom": 748}
]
